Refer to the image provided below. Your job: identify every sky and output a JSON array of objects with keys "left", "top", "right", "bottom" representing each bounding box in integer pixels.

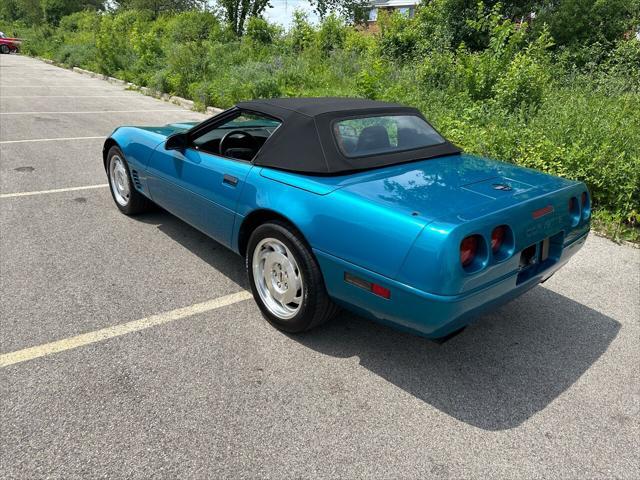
[{"left": 263, "top": 0, "right": 320, "bottom": 28}]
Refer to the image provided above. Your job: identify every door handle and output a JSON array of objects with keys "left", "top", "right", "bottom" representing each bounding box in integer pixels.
[{"left": 223, "top": 174, "right": 238, "bottom": 187}]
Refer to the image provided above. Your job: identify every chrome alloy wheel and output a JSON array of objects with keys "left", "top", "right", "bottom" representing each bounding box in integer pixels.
[
  {"left": 109, "top": 154, "right": 130, "bottom": 206},
  {"left": 252, "top": 237, "right": 304, "bottom": 320}
]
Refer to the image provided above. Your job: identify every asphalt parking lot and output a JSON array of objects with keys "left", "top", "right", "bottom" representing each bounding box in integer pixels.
[{"left": 1, "top": 54, "right": 639, "bottom": 479}]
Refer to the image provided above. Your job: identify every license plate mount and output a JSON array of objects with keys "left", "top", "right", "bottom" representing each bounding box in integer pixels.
[
  {"left": 540, "top": 237, "right": 550, "bottom": 262},
  {"left": 517, "top": 235, "right": 560, "bottom": 285}
]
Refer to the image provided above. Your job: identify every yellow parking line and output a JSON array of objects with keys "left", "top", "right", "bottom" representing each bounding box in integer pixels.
[
  {"left": 0, "top": 184, "right": 109, "bottom": 198},
  {"left": 0, "top": 291, "right": 253, "bottom": 368}
]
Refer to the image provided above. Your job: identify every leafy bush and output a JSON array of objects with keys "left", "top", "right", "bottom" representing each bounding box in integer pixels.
[
  {"left": 378, "top": 10, "right": 419, "bottom": 60},
  {"left": 95, "top": 10, "right": 143, "bottom": 75},
  {"left": 53, "top": 42, "right": 97, "bottom": 67},
  {"left": 493, "top": 52, "right": 549, "bottom": 111},
  {"left": 597, "top": 39, "right": 640, "bottom": 94},
  {"left": 356, "top": 58, "right": 389, "bottom": 99},
  {"left": 536, "top": 0, "right": 635, "bottom": 48},
  {"left": 344, "top": 27, "right": 375, "bottom": 55},
  {"left": 245, "top": 17, "right": 280, "bottom": 45},
  {"left": 316, "top": 14, "right": 346, "bottom": 55},
  {"left": 418, "top": 50, "right": 457, "bottom": 89},
  {"left": 250, "top": 77, "right": 281, "bottom": 98},
  {"left": 288, "top": 10, "right": 316, "bottom": 52},
  {"left": 164, "top": 41, "right": 209, "bottom": 96},
  {"left": 165, "top": 11, "right": 221, "bottom": 43}
]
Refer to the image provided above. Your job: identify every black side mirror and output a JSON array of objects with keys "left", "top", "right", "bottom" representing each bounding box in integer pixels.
[{"left": 165, "top": 132, "right": 188, "bottom": 151}]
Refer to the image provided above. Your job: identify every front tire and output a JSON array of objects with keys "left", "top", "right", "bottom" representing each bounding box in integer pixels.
[
  {"left": 106, "top": 146, "right": 152, "bottom": 215},
  {"left": 246, "top": 222, "right": 338, "bottom": 333},
  {"left": 0, "top": 45, "right": 9, "bottom": 54}
]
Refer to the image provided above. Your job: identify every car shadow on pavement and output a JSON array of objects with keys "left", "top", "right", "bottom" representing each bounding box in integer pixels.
[
  {"left": 136, "top": 210, "right": 249, "bottom": 288},
  {"left": 136, "top": 210, "right": 620, "bottom": 431},
  {"left": 295, "top": 287, "right": 620, "bottom": 431}
]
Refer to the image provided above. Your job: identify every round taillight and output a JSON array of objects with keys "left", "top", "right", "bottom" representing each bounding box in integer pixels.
[
  {"left": 491, "top": 226, "right": 506, "bottom": 253},
  {"left": 581, "top": 192, "right": 588, "bottom": 207},
  {"left": 460, "top": 236, "right": 478, "bottom": 267},
  {"left": 569, "top": 197, "right": 577, "bottom": 212}
]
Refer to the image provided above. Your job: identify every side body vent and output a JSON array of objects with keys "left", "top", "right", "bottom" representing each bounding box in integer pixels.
[{"left": 130, "top": 169, "right": 142, "bottom": 190}]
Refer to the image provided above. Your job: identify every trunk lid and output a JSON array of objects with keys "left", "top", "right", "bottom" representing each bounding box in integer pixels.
[{"left": 332, "top": 154, "right": 575, "bottom": 224}]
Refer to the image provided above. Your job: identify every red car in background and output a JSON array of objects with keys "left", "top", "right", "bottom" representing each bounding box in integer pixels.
[{"left": 0, "top": 32, "right": 21, "bottom": 54}]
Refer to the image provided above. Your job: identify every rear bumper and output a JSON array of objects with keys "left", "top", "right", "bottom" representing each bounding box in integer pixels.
[{"left": 315, "top": 230, "right": 588, "bottom": 338}]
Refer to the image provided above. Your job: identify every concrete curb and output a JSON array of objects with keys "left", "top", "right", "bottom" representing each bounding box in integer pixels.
[
  {"left": 592, "top": 230, "right": 640, "bottom": 249},
  {"left": 70, "top": 66, "right": 223, "bottom": 115},
  {"left": 36, "top": 57, "right": 222, "bottom": 115}
]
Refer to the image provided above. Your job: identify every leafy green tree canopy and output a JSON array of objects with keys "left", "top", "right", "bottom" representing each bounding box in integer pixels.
[
  {"left": 217, "top": 0, "right": 271, "bottom": 35},
  {"left": 113, "top": 0, "right": 209, "bottom": 16},
  {"left": 308, "top": 0, "right": 370, "bottom": 23},
  {"left": 1, "top": 0, "right": 105, "bottom": 25},
  {"left": 535, "top": 0, "right": 636, "bottom": 47},
  {"left": 43, "top": 0, "right": 105, "bottom": 24}
]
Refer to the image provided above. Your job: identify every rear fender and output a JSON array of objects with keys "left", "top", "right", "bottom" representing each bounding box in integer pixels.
[{"left": 233, "top": 168, "right": 427, "bottom": 278}]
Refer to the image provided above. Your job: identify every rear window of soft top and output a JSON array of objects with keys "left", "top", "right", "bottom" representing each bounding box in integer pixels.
[{"left": 333, "top": 115, "right": 445, "bottom": 158}]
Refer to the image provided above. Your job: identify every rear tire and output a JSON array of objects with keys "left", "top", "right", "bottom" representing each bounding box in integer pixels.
[
  {"left": 106, "top": 146, "right": 152, "bottom": 215},
  {"left": 246, "top": 222, "right": 338, "bottom": 333}
]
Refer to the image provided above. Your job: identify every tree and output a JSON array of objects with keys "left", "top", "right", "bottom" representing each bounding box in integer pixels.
[
  {"left": 535, "top": 0, "right": 635, "bottom": 47},
  {"left": 113, "top": 0, "right": 209, "bottom": 16},
  {"left": 308, "top": 0, "right": 370, "bottom": 23},
  {"left": 42, "top": 0, "right": 105, "bottom": 24},
  {"left": 217, "top": 0, "right": 271, "bottom": 35},
  {"left": 0, "top": 0, "right": 106, "bottom": 25},
  {"left": 0, "top": 0, "right": 18, "bottom": 22},
  {"left": 0, "top": 0, "right": 43, "bottom": 24}
]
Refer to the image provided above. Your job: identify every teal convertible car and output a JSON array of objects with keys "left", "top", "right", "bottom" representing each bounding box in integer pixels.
[{"left": 104, "top": 98, "right": 590, "bottom": 339}]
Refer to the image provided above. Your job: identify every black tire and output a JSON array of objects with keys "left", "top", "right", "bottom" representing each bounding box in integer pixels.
[
  {"left": 246, "top": 222, "right": 339, "bottom": 333},
  {"left": 106, "top": 146, "right": 153, "bottom": 215},
  {"left": 0, "top": 45, "right": 9, "bottom": 54}
]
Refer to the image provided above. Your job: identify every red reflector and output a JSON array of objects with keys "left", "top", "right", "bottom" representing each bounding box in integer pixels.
[
  {"left": 371, "top": 283, "right": 391, "bottom": 299},
  {"left": 344, "top": 273, "right": 391, "bottom": 299},
  {"left": 532, "top": 205, "right": 554, "bottom": 219},
  {"left": 491, "top": 226, "right": 506, "bottom": 253},
  {"left": 460, "top": 236, "right": 478, "bottom": 267}
]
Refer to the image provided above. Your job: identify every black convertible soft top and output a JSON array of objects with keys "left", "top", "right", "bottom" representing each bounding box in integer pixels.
[{"left": 235, "top": 97, "right": 461, "bottom": 175}]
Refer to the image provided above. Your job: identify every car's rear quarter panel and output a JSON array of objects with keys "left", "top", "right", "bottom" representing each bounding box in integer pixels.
[{"left": 234, "top": 167, "right": 428, "bottom": 279}]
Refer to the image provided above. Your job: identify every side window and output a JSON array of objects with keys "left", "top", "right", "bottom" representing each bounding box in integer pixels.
[{"left": 192, "top": 111, "right": 281, "bottom": 161}]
